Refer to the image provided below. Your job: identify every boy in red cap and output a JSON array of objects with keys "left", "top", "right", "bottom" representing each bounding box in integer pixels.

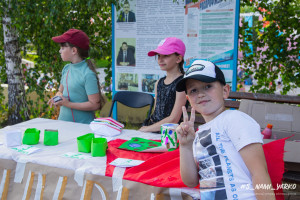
[
  {"left": 48, "top": 29, "right": 105, "bottom": 124},
  {"left": 139, "top": 37, "right": 188, "bottom": 132}
]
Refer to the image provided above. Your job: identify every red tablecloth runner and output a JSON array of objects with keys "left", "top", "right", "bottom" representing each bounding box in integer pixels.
[{"left": 105, "top": 138, "right": 286, "bottom": 199}]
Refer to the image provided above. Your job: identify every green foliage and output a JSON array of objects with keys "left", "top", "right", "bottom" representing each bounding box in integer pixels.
[
  {"left": 0, "top": 86, "right": 8, "bottom": 128},
  {"left": 95, "top": 59, "right": 110, "bottom": 68},
  {"left": 239, "top": 0, "right": 300, "bottom": 95},
  {"left": 240, "top": 5, "right": 256, "bottom": 13},
  {"left": 0, "top": 0, "right": 118, "bottom": 125},
  {"left": 22, "top": 53, "right": 38, "bottom": 62}
]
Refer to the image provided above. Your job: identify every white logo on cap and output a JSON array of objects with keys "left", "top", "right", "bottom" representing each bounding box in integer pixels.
[
  {"left": 158, "top": 39, "right": 166, "bottom": 46},
  {"left": 186, "top": 64, "right": 205, "bottom": 76}
]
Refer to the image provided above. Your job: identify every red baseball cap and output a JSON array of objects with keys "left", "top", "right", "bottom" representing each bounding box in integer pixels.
[
  {"left": 148, "top": 37, "right": 186, "bottom": 57},
  {"left": 52, "top": 29, "right": 89, "bottom": 50}
]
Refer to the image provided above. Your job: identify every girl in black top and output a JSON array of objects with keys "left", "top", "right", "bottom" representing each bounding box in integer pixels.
[{"left": 139, "top": 37, "right": 187, "bottom": 133}]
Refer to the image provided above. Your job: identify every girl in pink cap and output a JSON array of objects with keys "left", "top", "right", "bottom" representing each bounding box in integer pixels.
[
  {"left": 48, "top": 29, "right": 105, "bottom": 124},
  {"left": 139, "top": 37, "right": 188, "bottom": 133}
]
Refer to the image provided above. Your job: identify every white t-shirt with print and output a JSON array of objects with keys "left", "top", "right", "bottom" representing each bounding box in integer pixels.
[{"left": 193, "top": 110, "right": 263, "bottom": 200}]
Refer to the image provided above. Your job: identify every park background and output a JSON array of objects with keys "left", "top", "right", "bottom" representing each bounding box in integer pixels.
[{"left": 0, "top": 0, "right": 299, "bottom": 127}]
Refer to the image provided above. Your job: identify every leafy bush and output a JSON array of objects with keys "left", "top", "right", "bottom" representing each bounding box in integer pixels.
[
  {"left": 0, "top": 0, "right": 117, "bottom": 124},
  {"left": 239, "top": 0, "right": 300, "bottom": 94}
]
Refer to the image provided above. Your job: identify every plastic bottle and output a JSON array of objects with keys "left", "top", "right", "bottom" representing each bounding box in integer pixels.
[{"left": 262, "top": 124, "right": 273, "bottom": 139}]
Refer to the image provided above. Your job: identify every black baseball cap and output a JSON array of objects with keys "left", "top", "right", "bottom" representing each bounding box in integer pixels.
[{"left": 176, "top": 60, "right": 226, "bottom": 92}]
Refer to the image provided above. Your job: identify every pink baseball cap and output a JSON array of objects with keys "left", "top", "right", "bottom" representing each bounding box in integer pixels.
[
  {"left": 52, "top": 29, "right": 89, "bottom": 50},
  {"left": 148, "top": 37, "right": 186, "bottom": 57}
]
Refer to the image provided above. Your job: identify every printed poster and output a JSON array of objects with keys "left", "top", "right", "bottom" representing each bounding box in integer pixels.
[{"left": 113, "top": 0, "right": 239, "bottom": 93}]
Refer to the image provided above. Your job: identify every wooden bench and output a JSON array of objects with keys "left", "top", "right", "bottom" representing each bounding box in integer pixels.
[{"left": 190, "top": 91, "right": 300, "bottom": 127}]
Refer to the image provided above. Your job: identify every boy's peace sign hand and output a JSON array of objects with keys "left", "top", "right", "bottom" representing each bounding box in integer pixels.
[{"left": 176, "top": 106, "right": 196, "bottom": 146}]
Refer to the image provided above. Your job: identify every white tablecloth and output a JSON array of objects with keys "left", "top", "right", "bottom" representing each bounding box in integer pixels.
[
  {"left": 0, "top": 118, "right": 162, "bottom": 176},
  {"left": 0, "top": 118, "right": 198, "bottom": 200}
]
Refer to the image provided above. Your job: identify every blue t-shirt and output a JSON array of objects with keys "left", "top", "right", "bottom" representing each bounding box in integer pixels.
[{"left": 58, "top": 60, "right": 99, "bottom": 124}]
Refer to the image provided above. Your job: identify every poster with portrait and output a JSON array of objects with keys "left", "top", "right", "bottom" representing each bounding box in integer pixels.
[{"left": 112, "top": 0, "right": 240, "bottom": 94}]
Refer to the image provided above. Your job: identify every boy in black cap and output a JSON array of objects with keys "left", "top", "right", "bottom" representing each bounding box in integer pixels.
[{"left": 176, "top": 60, "right": 275, "bottom": 200}]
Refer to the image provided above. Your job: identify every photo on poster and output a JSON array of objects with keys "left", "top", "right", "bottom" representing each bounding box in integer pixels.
[
  {"left": 116, "top": 38, "right": 136, "bottom": 67},
  {"left": 141, "top": 74, "right": 160, "bottom": 93},
  {"left": 117, "top": 72, "right": 138, "bottom": 91},
  {"left": 116, "top": 0, "right": 136, "bottom": 23}
]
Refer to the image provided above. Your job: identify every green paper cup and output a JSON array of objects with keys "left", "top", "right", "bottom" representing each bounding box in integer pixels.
[
  {"left": 22, "top": 128, "right": 40, "bottom": 145},
  {"left": 91, "top": 138, "right": 108, "bottom": 157},
  {"left": 77, "top": 133, "right": 95, "bottom": 153},
  {"left": 44, "top": 129, "right": 58, "bottom": 146}
]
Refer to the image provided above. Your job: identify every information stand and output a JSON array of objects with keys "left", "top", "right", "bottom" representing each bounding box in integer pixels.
[{"left": 112, "top": 0, "right": 240, "bottom": 94}]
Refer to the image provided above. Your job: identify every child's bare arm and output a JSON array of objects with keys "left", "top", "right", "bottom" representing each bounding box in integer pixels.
[
  {"left": 56, "top": 84, "right": 64, "bottom": 96},
  {"left": 240, "top": 143, "right": 275, "bottom": 200},
  {"left": 54, "top": 93, "right": 101, "bottom": 111},
  {"left": 176, "top": 106, "right": 199, "bottom": 187}
]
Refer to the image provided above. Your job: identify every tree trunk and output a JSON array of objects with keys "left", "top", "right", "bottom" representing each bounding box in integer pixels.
[{"left": 3, "top": 0, "right": 29, "bottom": 125}]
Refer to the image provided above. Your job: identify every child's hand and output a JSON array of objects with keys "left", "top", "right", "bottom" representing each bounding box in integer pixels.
[
  {"left": 48, "top": 91, "right": 64, "bottom": 108},
  {"left": 176, "top": 106, "right": 196, "bottom": 146},
  {"left": 47, "top": 97, "right": 56, "bottom": 108},
  {"left": 47, "top": 96, "right": 68, "bottom": 108},
  {"left": 54, "top": 96, "right": 69, "bottom": 107}
]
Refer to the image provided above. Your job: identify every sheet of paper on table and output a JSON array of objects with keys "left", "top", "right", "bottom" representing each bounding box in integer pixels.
[
  {"left": 109, "top": 158, "right": 145, "bottom": 168},
  {"left": 61, "top": 152, "right": 92, "bottom": 159},
  {"left": 11, "top": 145, "right": 41, "bottom": 155}
]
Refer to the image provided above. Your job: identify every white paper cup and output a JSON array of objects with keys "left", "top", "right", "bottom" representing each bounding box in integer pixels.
[
  {"left": 161, "top": 123, "right": 179, "bottom": 149},
  {"left": 5, "top": 130, "right": 22, "bottom": 147}
]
